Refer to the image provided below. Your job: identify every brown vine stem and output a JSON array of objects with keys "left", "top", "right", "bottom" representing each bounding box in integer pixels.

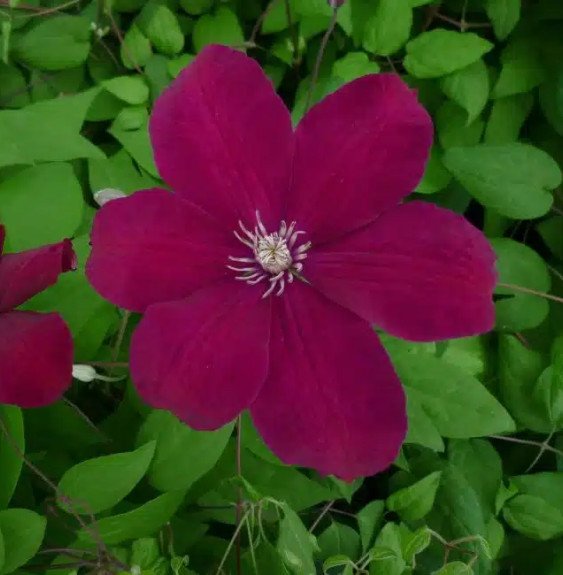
[
  {"left": 309, "top": 500, "right": 334, "bottom": 533},
  {"left": 249, "top": 0, "right": 277, "bottom": 46},
  {"left": 304, "top": 5, "right": 338, "bottom": 113},
  {"left": 110, "top": 310, "right": 131, "bottom": 371},
  {"left": 0, "top": 0, "right": 80, "bottom": 14},
  {"left": 235, "top": 414, "right": 243, "bottom": 575},
  {"left": 434, "top": 12, "right": 492, "bottom": 31},
  {"left": 83, "top": 360, "right": 129, "bottom": 368},
  {"left": 489, "top": 434, "right": 563, "bottom": 459},
  {"left": 497, "top": 282, "right": 563, "bottom": 305}
]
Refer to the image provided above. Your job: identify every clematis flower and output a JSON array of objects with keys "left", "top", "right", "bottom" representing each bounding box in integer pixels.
[
  {"left": 0, "top": 226, "right": 75, "bottom": 407},
  {"left": 86, "top": 45, "right": 496, "bottom": 480}
]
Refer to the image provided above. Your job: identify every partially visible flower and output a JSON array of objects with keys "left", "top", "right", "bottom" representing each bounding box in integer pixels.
[
  {"left": 86, "top": 46, "right": 496, "bottom": 480},
  {"left": 0, "top": 226, "right": 75, "bottom": 407}
]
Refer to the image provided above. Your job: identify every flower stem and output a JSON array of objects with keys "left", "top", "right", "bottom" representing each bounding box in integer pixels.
[
  {"left": 235, "top": 414, "right": 243, "bottom": 575},
  {"left": 304, "top": 5, "right": 338, "bottom": 113},
  {"left": 497, "top": 282, "right": 563, "bottom": 305}
]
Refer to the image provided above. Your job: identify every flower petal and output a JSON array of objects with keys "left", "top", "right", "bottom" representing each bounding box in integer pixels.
[
  {"left": 0, "top": 225, "right": 5, "bottom": 254},
  {"left": 0, "top": 311, "right": 73, "bottom": 407},
  {"left": 130, "top": 281, "right": 271, "bottom": 430},
  {"left": 86, "top": 188, "right": 239, "bottom": 312},
  {"left": 0, "top": 239, "right": 75, "bottom": 312},
  {"left": 306, "top": 201, "right": 497, "bottom": 342},
  {"left": 149, "top": 45, "right": 294, "bottom": 230},
  {"left": 251, "top": 282, "right": 406, "bottom": 481},
  {"left": 288, "top": 74, "right": 432, "bottom": 243}
]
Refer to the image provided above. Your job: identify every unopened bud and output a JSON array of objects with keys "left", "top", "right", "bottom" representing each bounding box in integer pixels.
[
  {"left": 72, "top": 364, "right": 126, "bottom": 383},
  {"left": 94, "top": 188, "right": 127, "bottom": 207}
]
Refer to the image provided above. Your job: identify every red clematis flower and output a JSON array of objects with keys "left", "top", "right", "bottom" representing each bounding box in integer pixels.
[
  {"left": 86, "top": 45, "right": 496, "bottom": 480},
  {"left": 0, "top": 226, "right": 75, "bottom": 408}
]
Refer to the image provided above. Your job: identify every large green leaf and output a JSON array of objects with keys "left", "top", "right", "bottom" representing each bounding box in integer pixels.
[
  {"left": 278, "top": 503, "right": 319, "bottom": 575},
  {"left": 0, "top": 407, "right": 23, "bottom": 511},
  {"left": 404, "top": 30, "right": 493, "bottom": 79},
  {"left": 57, "top": 441, "right": 156, "bottom": 514},
  {"left": 387, "top": 471, "right": 442, "bottom": 521},
  {"left": 137, "top": 410, "right": 233, "bottom": 492},
  {"left": 362, "top": 0, "right": 412, "bottom": 56},
  {"left": 443, "top": 143, "right": 561, "bottom": 219},
  {"left": 485, "top": 0, "right": 521, "bottom": 40},
  {"left": 0, "top": 509, "right": 46, "bottom": 575}
]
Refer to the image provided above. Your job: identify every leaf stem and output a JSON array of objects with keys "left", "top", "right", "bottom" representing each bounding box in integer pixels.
[
  {"left": 235, "top": 414, "right": 243, "bottom": 575},
  {"left": 497, "top": 282, "right": 563, "bottom": 305}
]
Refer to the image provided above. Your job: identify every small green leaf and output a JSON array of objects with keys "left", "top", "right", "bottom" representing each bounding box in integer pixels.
[
  {"left": 78, "top": 489, "right": 186, "bottom": 545},
  {"left": 537, "top": 216, "right": 563, "bottom": 260},
  {"left": 0, "top": 509, "right": 46, "bottom": 575},
  {"left": 492, "top": 37, "right": 546, "bottom": 98},
  {"left": 57, "top": 442, "right": 156, "bottom": 514},
  {"left": 102, "top": 75, "right": 149, "bottom": 105},
  {"left": 443, "top": 143, "right": 561, "bottom": 219},
  {"left": 179, "top": 0, "right": 213, "bottom": 15},
  {"left": 404, "top": 30, "right": 493, "bottom": 79},
  {"left": 318, "top": 522, "right": 360, "bottom": 563},
  {"left": 387, "top": 472, "right": 442, "bottom": 522},
  {"left": 278, "top": 503, "right": 318, "bottom": 575},
  {"left": 492, "top": 238, "right": 551, "bottom": 331},
  {"left": 405, "top": 394, "right": 445, "bottom": 451},
  {"left": 485, "top": 0, "right": 521, "bottom": 40},
  {"left": 12, "top": 15, "right": 90, "bottom": 70},
  {"left": 0, "top": 407, "right": 23, "bottom": 510},
  {"left": 363, "top": 0, "right": 412, "bottom": 56},
  {"left": 433, "top": 562, "right": 473, "bottom": 575},
  {"left": 137, "top": 2, "right": 184, "bottom": 56},
  {"left": 137, "top": 410, "right": 233, "bottom": 492},
  {"left": 440, "top": 59, "right": 489, "bottom": 123},
  {"left": 436, "top": 102, "right": 484, "bottom": 149},
  {"left": 415, "top": 146, "right": 452, "bottom": 195},
  {"left": 504, "top": 494, "right": 563, "bottom": 541},
  {"left": 121, "top": 24, "right": 153, "bottom": 70},
  {"left": 192, "top": 7, "right": 244, "bottom": 53}
]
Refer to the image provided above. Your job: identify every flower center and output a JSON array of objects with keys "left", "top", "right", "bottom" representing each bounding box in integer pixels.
[{"left": 228, "top": 212, "right": 311, "bottom": 298}]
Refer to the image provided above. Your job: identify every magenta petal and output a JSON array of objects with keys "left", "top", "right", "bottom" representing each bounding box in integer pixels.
[
  {"left": 307, "top": 201, "right": 497, "bottom": 342},
  {"left": 149, "top": 45, "right": 293, "bottom": 230},
  {"left": 288, "top": 74, "right": 432, "bottom": 243},
  {"left": 86, "top": 188, "right": 239, "bottom": 312},
  {"left": 130, "top": 282, "right": 271, "bottom": 430},
  {"left": 0, "top": 311, "right": 73, "bottom": 407},
  {"left": 0, "top": 239, "right": 75, "bottom": 312},
  {"left": 0, "top": 225, "right": 5, "bottom": 255},
  {"left": 251, "top": 282, "right": 406, "bottom": 481}
]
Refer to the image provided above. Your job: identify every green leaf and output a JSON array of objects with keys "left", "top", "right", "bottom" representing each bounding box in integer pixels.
[
  {"left": 0, "top": 89, "right": 103, "bottom": 169},
  {"left": 0, "top": 407, "right": 23, "bottom": 510},
  {"left": 102, "top": 75, "right": 149, "bottom": 105},
  {"left": 331, "top": 51, "right": 380, "bottom": 86},
  {"left": 504, "top": 494, "right": 563, "bottom": 541},
  {"left": 137, "top": 410, "right": 233, "bottom": 492},
  {"left": 137, "top": 2, "right": 184, "bottom": 56},
  {"left": 395, "top": 354, "right": 515, "bottom": 438},
  {"left": 440, "top": 59, "right": 489, "bottom": 123},
  {"left": 401, "top": 525, "right": 432, "bottom": 564},
  {"left": 492, "top": 238, "right": 551, "bottom": 331},
  {"left": 121, "top": 24, "right": 153, "bottom": 70},
  {"left": 362, "top": 0, "right": 412, "bottom": 56},
  {"left": 0, "top": 63, "right": 30, "bottom": 108},
  {"left": 387, "top": 472, "right": 442, "bottom": 522},
  {"left": 192, "top": 7, "right": 244, "bottom": 53},
  {"left": 484, "top": 93, "right": 534, "bottom": 144},
  {"left": 404, "top": 30, "right": 493, "bottom": 79},
  {"left": 443, "top": 143, "right": 561, "bottom": 219},
  {"left": 0, "top": 163, "right": 84, "bottom": 251},
  {"left": 405, "top": 394, "right": 445, "bottom": 451},
  {"left": 485, "top": 0, "right": 521, "bottom": 40},
  {"left": 415, "top": 146, "right": 452, "bottom": 195},
  {"left": 535, "top": 366, "right": 563, "bottom": 430},
  {"left": 167, "top": 53, "right": 195, "bottom": 78},
  {"left": 109, "top": 109, "right": 158, "bottom": 177},
  {"left": 180, "top": 0, "right": 213, "bottom": 15},
  {"left": 0, "top": 509, "right": 46, "bottom": 575},
  {"left": 318, "top": 522, "right": 360, "bottom": 563},
  {"left": 436, "top": 102, "right": 484, "bottom": 149},
  {"left": 357, "top": 500, "right": 385, "bottom": 553},
  {"left": 492, "top": 37, "right": 546, "bottom": 98},
  {"left": 12, "top": 15, "right": 90, "bottom": 70},
  {"left": 369, "top": 523, "right": 405, "bottom": 575},
  {"left": 78, "top": 489, "right": 186, "bottom": 545},
  {"left": 278, "top": 504, "right": 318, "bottom": 575},
  {"left": 58, "top": 442, "right": 156, "bottom": 514},
  {"left": 433, "top": 562, "right": 473, "bottom": 575}
]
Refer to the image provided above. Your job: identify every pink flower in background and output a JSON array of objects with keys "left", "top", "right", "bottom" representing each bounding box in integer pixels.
[
  {"left": 86, "top": 45, "right": 496, "bottom": 480},
  {"left": 0, "top": 226, "right": 75, "bottom": 407}
]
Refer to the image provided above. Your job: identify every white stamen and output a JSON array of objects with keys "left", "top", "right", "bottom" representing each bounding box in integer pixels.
[{"left": 229, "top": 214, "right": 311, "bottom": 298}]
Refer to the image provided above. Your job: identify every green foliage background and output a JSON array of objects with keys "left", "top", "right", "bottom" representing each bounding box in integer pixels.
[{"left": 0, "top": 0, "right": 562, "bottom": 573}]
